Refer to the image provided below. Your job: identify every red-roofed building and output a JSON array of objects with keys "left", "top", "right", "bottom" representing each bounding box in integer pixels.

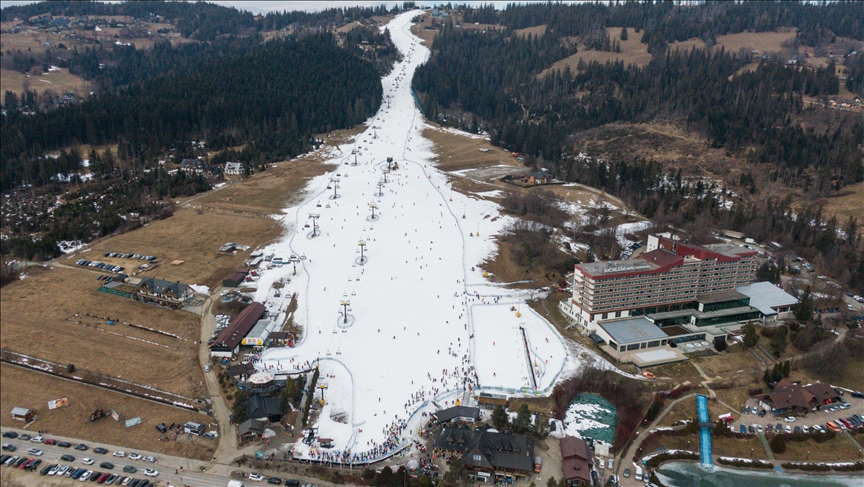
[{"left": 559, "top": 234, "right": 758, "bottom": 333}]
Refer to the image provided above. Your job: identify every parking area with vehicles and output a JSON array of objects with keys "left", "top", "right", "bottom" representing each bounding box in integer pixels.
[{"left": 0, "top": 366, "right": 213, "bottom": 460}]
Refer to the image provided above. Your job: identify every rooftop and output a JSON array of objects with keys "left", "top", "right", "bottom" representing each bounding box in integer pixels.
[
  {"left": 598, "top": 317, "right": 667, "bottom": 344},
  {"left": 577, "top": 258, "right": 657, "bottom": 276},
  {"left": 704, "top": 242, "right": 758, "bottom": 258},
  {"left": 697, "top": 290, "right": 748, "bottom": 304},
  {"left": 736, "top": 282, "right": 799, "bottom": 316}
]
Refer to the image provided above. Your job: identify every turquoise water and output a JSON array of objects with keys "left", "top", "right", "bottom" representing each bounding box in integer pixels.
[
  {"left": 656, "top": 461, "right": 864, "bottom": 487},
  {"left": 568, "top": 393, "right": 617, "bottom": 445}
]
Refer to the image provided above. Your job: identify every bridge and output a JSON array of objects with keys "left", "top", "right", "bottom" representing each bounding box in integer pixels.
[{"left": 696, "top": 394, "right": 714, "bottom": 467}]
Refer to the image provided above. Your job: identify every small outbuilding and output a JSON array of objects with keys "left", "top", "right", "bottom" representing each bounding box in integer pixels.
[
  {"left": 183, "top": 421, "right": 205, "bottom": 435},
  {"left": 238, "top": 418, "right": 266, "bottom": 442},
  {"left": 11, "top": 407, "right": 35, "bottom": 421},
  {"left": 433, "top": 406, "right": 481, "bottom": 424}
]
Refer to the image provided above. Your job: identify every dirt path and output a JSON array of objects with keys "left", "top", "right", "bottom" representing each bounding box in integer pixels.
[{"left": 197, "top": 293, "right": 240, "bottom": 466}]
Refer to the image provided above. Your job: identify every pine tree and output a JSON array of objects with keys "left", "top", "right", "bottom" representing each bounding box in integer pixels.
[
  {"left": 513, "top": 403, "right": 532, "bottom": 433},
  {"left": 620, "top": 27, "right": 628, "bottom": 41},
  {"left": 492, "top": 405, "right": 509, "bottom": 430},
  {"left": 769, "top": 433, "right": 786, "bottom": 454},
  {"left": 782, "top": 360, "right": 791, "bottom": 378}
]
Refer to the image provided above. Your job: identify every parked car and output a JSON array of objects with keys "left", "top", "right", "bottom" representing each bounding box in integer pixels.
[
  {"left": 203, "top": 431, "right": 218, "bottom": 439},
  {"left": 802, "top": 425, "right": 810, "bottom": 434},
  {"left": 31, "top": 436, "right": 44, "bottom": 443},
  {"left": 128, "top": 453, "right": 142, "bottom": 461},
  {"left": 268, "top": 478, "right": 283, "bottom": 485},
  {"left": 1, "top": 444, "right": 16, "bottom": 452},
  {"left": 784, "top": 417, "right": 796, "bottom": 422},
  {"left": 748, "top": 425, "right": 755, "bottom": 434},
  {"left": 851, "top": 391, "right": 864, "bottom": 399},
  {"left": 623, "top": 468, "right": 630, "bottom": 478},
  {"left": 44, "top": 439, "right": 57, "bottom": 445},
  {"left": 18, "top": 434, "right": 31, "bottom": 441},
  {"left": 106, "top": 474, "right": 118, "bottom": 484},
  {"left": 94, "top": 448, "right": 108, "bottom": 454},
  {"left": 143, "top": 469, "right": 158, "bottom": 477},
  {"left": 249, "top": 473, "right": 265, "bottom": 482},
  {"left": 744, "top": 406, "right": 751, "bottom": 414},
  {"left": 75, "top": 444, "right": 89, "bottom": 451},
  {"left": 142, "top": 456, "right": 156, "bottom": 463},
  {"left": 793, "top": 426, "right": 802, "bottom": 434},
  {"left": 83, "top": 458, "right": 94, "bottom": 465},
  {"left": 2, "top": 432, "right": 18, "bottom": 439},
  {"left": 28, "top": 448, "right": 43, "bottom": 456},
  {"left": 40, "top": 464, "right": 54, "bottom": 475},
  {"left": 112, "top": 452, "right": 126, "bottom": 458},
  {"left": 123, "top": 465, "right": 137, "bottom": 473},
  {"left": 785, "top": 425, "right": 792, "bottom": 433},
  {"left": 79, "top": 470, "right": 93, "bottom": 481},
  {"left": 57, "top": 441, "right": 72, "bottom": 448},
  {"left": 758, "top": 409, "right": 767, "bottom": 418},
  {"left": 100, "top": 462, "right": 114, "bottom": 470},
  {"left": 61, "top": 455, "right": 76, "bottom": 462},
  {"left": 739, "top": 424, "right": 747, "bottom": 434}
]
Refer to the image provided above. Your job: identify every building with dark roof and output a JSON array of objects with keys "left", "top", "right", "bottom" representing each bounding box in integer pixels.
[
  {"left": 238, "top": 418, "right": 266, "bottom": 442},
  {"left": 463, "top": 429, "right": 535, "bottom": 478},
  {"left": 763, "top": 380, "right": 841, "bottom": 413},
  {"left": 435, "top": 426, "right": 535, "bottom": 478},
  {"left": 246, "top": 394, "right": 282, "bottom": 423},
  {"left": 223, "top": 269, "right": 248, "bottom": 288},
  {"left": 135, "top": 277, "right": 192, "bottom": 308},
  {"left": 433, "top": 406, "right": 481, "bottom": 424},
  {"left": 560, "top": 436, "right": 592, "bottom": 486},
  {"left": 210, "top": 302, "right": 266, "bottom": 357}
]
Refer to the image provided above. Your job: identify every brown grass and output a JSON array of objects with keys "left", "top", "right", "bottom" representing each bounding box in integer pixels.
[
  {"left": 422, "top": 126, "right": 518, "bottom": 172},
  {"left": 0, "top": 364, "right": 215, "bottom": 460},
  {"left": 514, "top": 25, "right": 547, "bottom": 39},
  {"left": 0, "top": 67, "right": 91, "bottom": 98},
  {"left": 80, "top": 208, "right": 282, "bottom": 289},
  {"left": 774, "top": 434, "right": 863, "bottom": 462},
  {"left": 540, "top": 28, "right": 652, "bottom": 78},
  {"left": 670, "top": 30, "right": 798, "bottom": 55},
  {"left": 656, "top": 396, "right": 696, "bottom": 427},
  {"left": 0, "top": 266, "right": 205, "bottom": 398},
  {"left": 814, "top": 181, "right": 864, "bottom": 229},
  {"left": 410, "top": 19, "right": 437, "bottom": 48}
]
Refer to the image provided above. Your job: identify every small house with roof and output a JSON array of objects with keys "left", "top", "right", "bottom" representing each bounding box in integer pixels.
[
  {"left": 238, "top": 418, "right": 266, "bottom": 442},
  {"left": 180, "top": 158, "right": 207, "bottom": 174},
  {"left": 463, "top": 429, "right": 535, "bottom": 479},
  {"left": 560, "top": 436, "right": 593, "bottom": 486},
  {"left": 433, "top": 406, "right": 481, "bottom": 424},
  {"left": 224, "top": 161, "right": 243, "bottom": 175},
  {"left": 134, "top": 277, "right": 192, "bottom": 308}
]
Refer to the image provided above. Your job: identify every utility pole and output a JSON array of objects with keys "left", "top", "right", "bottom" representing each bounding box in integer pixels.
[
  {"left": 308, "top": 213, "right": 321, "bottom": 237},
  {"left": 288, "top": 254, "right": 306, "bottom": 275},
  {"left": 340, "top": 300, "right": 350, "bottom": 324},
  {"left": 357, "top": 240, "right": 367, "bottom": 265}
]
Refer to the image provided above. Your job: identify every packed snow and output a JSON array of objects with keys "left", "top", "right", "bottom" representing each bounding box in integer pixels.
[{"left": 241, "top": 11, "right": 630, "bottom": 465}]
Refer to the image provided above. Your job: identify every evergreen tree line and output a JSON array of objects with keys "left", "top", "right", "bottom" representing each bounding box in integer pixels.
[
  {"left": 414, "top": 31, "right": 861, "bottom": 191},
  {"left": 470, "top": 1, "right": 864, "bottom": 53},
  {"left": 0, "top": 34, "right": 382, "bottom": 191},
  {"left": 1, "top": 1, "right": 408, "bottom": 41}
]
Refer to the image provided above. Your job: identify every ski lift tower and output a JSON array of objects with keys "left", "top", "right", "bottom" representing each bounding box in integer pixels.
[
  {"left": 382, "top": 168, "right": 389, "bottom": 184},
  {"left": 357, "top": 239, "right": 367, "bottom": 265},
  {"left": 376, "top": 180, "right": 385, "bottom": 197},
  {"left": 329, "top": 177, "right": 340, "bottom": 200},
  {"left": 340, "top": 299, "right": 351, "bottom": 324},
  {"left": 308, "top": 213, "right": 321, "bottom": 237},
  {"left": 288, "top": 253, "right": 307, "bottom": 275},
  {"left": 368, "top": 202, "right": 379, "bottom": 221},
  {"left": 386, "top": 156, "right": 394, "bottom": 171}
]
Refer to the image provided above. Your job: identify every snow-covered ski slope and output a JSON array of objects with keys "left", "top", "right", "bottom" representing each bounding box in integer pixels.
[{"left": 253, "top": 11, "right": 572, "bottom": 463}]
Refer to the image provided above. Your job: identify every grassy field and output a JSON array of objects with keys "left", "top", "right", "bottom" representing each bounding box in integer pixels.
[
  {"left": 540, "top": 28, "right": 652, "bottom": 78},
  {"left": 656, "top": 396, "right": 696, "bottom": 427},
  {"left": 814, "top": 181, "right": 864, "bottom": 228},
  {"left": 0, "top": 365, "right": 215, "bottom": 461},
  {"left": 81, "top": 208, "right": 282, "bottom": 289},
  {"left": 0, "top": 266, "right": 205, "bottom": 398},
  {"left": 514, "top": 25, "right": 547, "bottom": 39},
  {"left": 669, "top": 29, "right": 798, "bottom": 55},
  {"left": 0, "top": 67, "right": 91, "bottom": 99}
]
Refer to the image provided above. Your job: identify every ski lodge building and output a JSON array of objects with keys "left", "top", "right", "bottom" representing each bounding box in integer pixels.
[{"left": 559, "top": 234, "right": 797, "bottom": 366}]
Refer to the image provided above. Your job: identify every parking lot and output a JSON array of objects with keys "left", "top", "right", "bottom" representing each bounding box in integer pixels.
[{"left": 736, "top": 389, "right": 864, "bottom": 436}]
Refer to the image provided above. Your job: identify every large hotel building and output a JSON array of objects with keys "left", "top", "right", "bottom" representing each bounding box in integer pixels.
[
  {"left": 560, "top": 234, "right": 759, "bottom": 329},
  {"left": 559, "top": 234, "right": 797, "bottom": 366}
]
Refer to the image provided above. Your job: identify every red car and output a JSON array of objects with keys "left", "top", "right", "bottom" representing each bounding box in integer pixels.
[
  {"left": 839, "top": 418, "right": 854, "bottom": 429},
  {"left": 97, "top": 472, "right": 110, "bottom": 483},
  {"left": 43, "top": 439, "right": 57, "bottom": 446},
  {"left": 19, "top": 458, "right": 34, "bottom": 469}
]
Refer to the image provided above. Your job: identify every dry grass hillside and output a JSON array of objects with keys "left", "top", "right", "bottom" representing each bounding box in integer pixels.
[{"left": 540, "top": 27, "right": 652, "bottom": 78}]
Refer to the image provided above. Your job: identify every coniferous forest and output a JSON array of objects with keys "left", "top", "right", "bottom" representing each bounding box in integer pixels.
[{"left": 413, "top": 1, "right": 864, "bottom": 293}]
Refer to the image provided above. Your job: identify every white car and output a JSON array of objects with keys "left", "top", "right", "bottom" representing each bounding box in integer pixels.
[
  {"left": 143, "top": 456, "right": 156, "bottom": 463},
  {"left": 27, "top": 448, "right": 43, "bottom": 456},
  {"left": 79, "top": 470, "right": 93, "bottom": 482},
  {"left": 144, "top": 468, "right": 159, "bottom": 477},
  {"left": 122, "top": 478, "right": 132, "bottom": 486},
  {"left": 113, "top": 451, "right": 127, "bottom": 458},
  {"left": 784, "top": 417, "right": 796, "bottom": 422},
  {"left": 128, "top": 453, "right": 142, "bottom": 461},
  {"left": 56, "top": 465, "right": 69, "bottom": 475},
  {"left": 785, "top": 425, "right": 792, "bottom": 433},
  {"left": 48, "top": 464, "right": 61, "bottom": 476},
  {"left": 204, "top": 365, "right": 211, "bottom": 372},
  {"left": 248, "top": 473, "right": 265, "bottom": 482},
  {"left": 802, "top": 425, "right": 810, "bottom": 434},
  {"left": 607, "top": 459, "right": 613, "bottom": 469},
  {"left": 31, "top": 436, "right": 44, "bottom": 443},
  {"left": 82, "top": 458, "right": 94, "bottom": 465}
]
